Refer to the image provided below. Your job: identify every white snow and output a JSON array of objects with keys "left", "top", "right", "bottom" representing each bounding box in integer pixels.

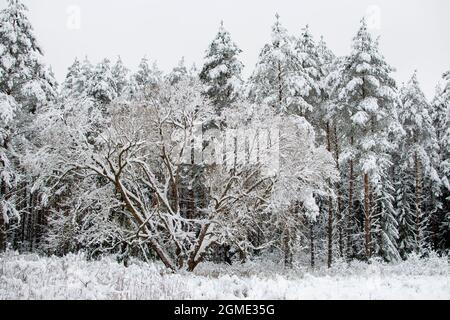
[{"left": 0, "top": 252, "right": 448, "bottom": 300}]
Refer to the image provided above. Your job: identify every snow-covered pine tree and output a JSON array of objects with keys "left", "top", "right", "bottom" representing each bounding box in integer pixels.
[
  {"left": 0, "top": 0, "right": 56, "bottom": 114},
  {"left": 294, "top": 25, "right": 322, "bottom": 121},
  {"left": 397, "top": 72, "right": 440, "bottom": 257},
  {"left": 315, "top": 35, "right": 340, "bottom": 266},
  {"left": 199, "top": 21, "right": 243, "bottom": 114},
  {"left": 87, "top": 58, "right": 117, "bottom": 105},
  {"left": 324, "top": 55, "right": 350, "bottom": 259},
  {"left": 129, "top": 56, "right": 162, "bottom": 100},
  {"left": 198, "top": 20, "right": 245, "bottom": 258},
  {"left": 328, "top": 18, "right": 401, "bottom": 261},
  {"left": 62, "top": 56, "right": 93, "bottom": 100},
  {"left": 134, "top": 57, "right": 153, "bottom": 87},
  {"left": 295, "top": 26, "right": 338, "bottom": 267},
  {"left": 165, "top": 57, "right": 198, "bottom": 85},
  {"left": 61, "top": 58, "right": 81, "bottom": 98},
  {"left": 430, "top": 71, "right": 450, "bottom": 252},
  {"left": 111, "top": 56, "right": 129, "bottom": 97},
  {"left": 247, "top": 14, "right": 305, "bottom": 114},
  {"left": 0, "top": 0, "right": 57, "bottom": 251},
  {"left": 317, "top": 36, "right": 335, "bottom": 74}
]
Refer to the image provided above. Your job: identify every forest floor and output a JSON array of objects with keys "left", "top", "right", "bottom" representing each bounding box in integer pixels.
[{"left": 0, "top": 251, "right": 449, "bottom": 300}]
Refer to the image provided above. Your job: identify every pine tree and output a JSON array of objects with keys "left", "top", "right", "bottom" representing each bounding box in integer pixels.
[
  {"left": 112, "top": 56, "right": 129, "bottom": 97},
  {"left": 247, "top": 14, "right": 305, "bottom": 114},
  {"left": 62, "top": 58, "right": 81, "bottom": 98},
  {"left": 315, "top": 35, "right": 339, "bottom": 266},
  {"left": 88, "top": 58, "right": 117, "bottom": 105},
  {"left": 248, "top": 14, "right": 298, "bottom": 112},
  {"left": 129, "top": 56, "right": 162, "bottom": 100},
  {"left": 295, "top": 27, "right": 338, "bottom": 266},
  {"left": 430, "top": 71, "right": 450, "bottom": 252},
  {"left": 167, "top": 57, "right": 189, "bottom": 85},
  {"left": 396, "top": 72, "right": 440, "bottom": 257},
  {"left": 199, "top": 21, "right": 243, "bottom": 114},
  {"left": 295, "top": 25, "right": 322, "bottom": 120},
  {"left": 328, "top": 18, "right": 401, "bottom": 261},
  {"left": 0, "top": 0, "right": 57, "bottom": 251},
  {"left": 62, "top": 56, "right": 93, "bottom": 99},
  {"left": 0, "top": 0, "right": 56, "bottom": 114}
]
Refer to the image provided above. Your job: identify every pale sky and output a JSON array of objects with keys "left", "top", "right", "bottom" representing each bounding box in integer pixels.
[{"left": 3, "top": 0, "right": 449, "bottom": 99}]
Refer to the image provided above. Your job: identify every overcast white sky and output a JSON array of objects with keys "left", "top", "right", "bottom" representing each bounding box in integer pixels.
[{"left": 3, "top": 0, "right": 449, "bottom": 98}]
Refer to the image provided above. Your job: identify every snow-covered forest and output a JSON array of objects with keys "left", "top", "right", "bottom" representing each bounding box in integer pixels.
[{"left": 0, "top": 0, "right": 449, "bottom": 295}]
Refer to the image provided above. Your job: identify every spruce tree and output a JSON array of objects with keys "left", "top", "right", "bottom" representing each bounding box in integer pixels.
[
  {"left": 315, "top": 35, "right": 339, "bottom": 266},
  {"left": 430, "top": 71, "right": 450, "bottom": 251},
  {"left": 130, "top": 56, "right": 162, "bottom": 100},
  {"left": 167, "top": 57, "right": 189, "bottom": 85},
  {"left": 62, "top": 56, "right": 93, "bottom": 99},
  {"left": 248, "top": 15, "right": 319, "bottom": 116},
  {"left": 199, "top": 21, "right": 243, "bottom": 114},
  {"left": 62, "top": 58, "right": 81, "bottom": 98},
  {"left": 112, "top": 56, "right": 129, "bottom": 97},
  {"left": 328, "top": 18, "right": 401, "bottom": 261},
  {"left": 295, "top": 25, "right": 322, "bottom": 120},
  {"left": 0, "top": 0, "right": 57, "bottom": 251},
  {"left": 397, "top": 72, "right": 440, "bottom": 256},
  {"left": 88, "top": 58, "right": 117, "bottom": 105}
]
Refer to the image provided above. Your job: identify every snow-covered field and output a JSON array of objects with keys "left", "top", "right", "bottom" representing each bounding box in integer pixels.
[{"left": 0, "top": 252, "right": 448, "bottom": 300}]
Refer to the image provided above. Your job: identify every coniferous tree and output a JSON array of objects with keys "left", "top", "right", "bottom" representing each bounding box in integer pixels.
[
  {"left": 328, "top": 18, "right": 401, "bottom": 261},
  {"left": 430, "top": 71, "right": 450, "bottom": 252},
  {"left": 129, "top": 56, "right": 162, "bottom": 100},
  {"left": 248, "top": 15, "right": 302, "bottom": 114},
  {"left": 315, "top": 35, "right": 339, "bottom": 266},
  {"left": 88, "top": 58, "right": 117, "bottom": 105},
  {"left": 295, "top": 25, "right": 322, "bottom": 121},
  {"left": 396, "top": 72, "right": 440, "bottom": 257},
  {"left": 199, "top": 21, "right": 243, "bottom": 114},
  {"left": 112, "top": 56, "right": 129, "bottom": 97},
  {"left": 0, "top": 0, "right": 57, "bottom": 251},
  {"left": 295, "top": 26, "right": 338, "bottom": 267},
  {"left": 62, "top": 58, "right": 82, "bottom": 98},
  {"left": 167, "top": 57, "right": 189, "bottom": 85}
]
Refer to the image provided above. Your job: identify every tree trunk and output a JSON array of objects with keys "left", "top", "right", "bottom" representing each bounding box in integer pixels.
[
  {"left": 347, "top": 136, "right": 354, "bottom": 260},
  {"left": 187, "top": 224, "right": 211, "bottom": 272},
  {"left": 187, "top": 134, "right": 196, "bottom": 220},
  {"left": 364, "top": 172, "right": 371, "bottom": 259},
  {"left": 326, "top": 122, "right": 333, "bottom": 268},
  {"left": 148, "top": 239, "right": 176, "bottom": 272},
  {"left": 0, "top": 203, "right": 5, "bottom": 252},
  {"left": 414, "top": 151, "right": 422, "bottom": 252},
  {"left": 283, "top": 227, "right": 291, "bottom": 267},
  {"left": 0, "top": 218, "right": 5, "bottom": 252},
  {"left": 0, "top": 179, "right": 6, "bottom": 252},
  {"left": 334, "top": 127, "right": 344, "bottom": 258},
  {"left": 310, "top": 220, "right": 315, "bottom": 268},
  {"left": 277, "top": 62, "right": 283, "bottom": 109}
]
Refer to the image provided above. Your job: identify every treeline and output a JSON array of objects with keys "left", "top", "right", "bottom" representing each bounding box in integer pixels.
[{"left": 0, "top": 1, "right": 448, "bottom": 271}]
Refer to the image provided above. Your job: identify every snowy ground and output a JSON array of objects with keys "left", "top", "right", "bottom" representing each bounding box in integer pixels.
[{"left": 0, "top": 251, "right": 448, "bottom": 300}]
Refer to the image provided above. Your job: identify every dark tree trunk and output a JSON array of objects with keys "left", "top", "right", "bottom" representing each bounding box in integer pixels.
[
  {"left": 283, "top": 227, "right": 292, "bottom": 267},
  {"left": 347, "top": 136, "right": 354, "bottom": 260},
  {"left": 0, "top": 180, "right": 7, "bottom": 252},
  {"left": 334, "top": 127, "right": 344, "bottom": 258},
  {"left": 310, "top": 220, "right": 315, "bottom": 268},
  {"left": 326, "top": 122, "right": 333, "bottom": 268},
  {"left": 414, "top": 151, "right": 422, "bottom": 252},
  {"left": 364, "top": 172, "right": 371, "bottom": 259}
]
